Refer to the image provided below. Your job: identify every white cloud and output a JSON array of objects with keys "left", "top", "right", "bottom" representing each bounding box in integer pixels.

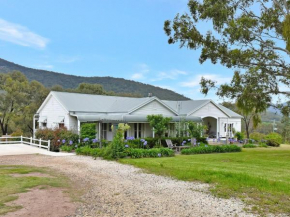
[
  {"left": 180, "top": 74, "right": 232, "bottom": 87},
  {"left": 152, "top": 69, "right": 188, "bottom": 81},
  {"left": 130, "top": 63, "right": 150, "bottom": 80},
  {"left": 0, "top": 18, "right": 49, "bottom": 49}
]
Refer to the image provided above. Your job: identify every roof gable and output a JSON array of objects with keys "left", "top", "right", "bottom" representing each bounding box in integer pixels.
[
  {"left": 129, "top": 97, "right": 178, "bottom": 116},
  {"left": 189, "top": 101, "right": 229, "bottom": 117}
]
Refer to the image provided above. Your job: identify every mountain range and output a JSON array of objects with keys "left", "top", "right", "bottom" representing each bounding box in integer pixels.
[{"left": 0, "top": 58, "right": 189, "bottom": 101}]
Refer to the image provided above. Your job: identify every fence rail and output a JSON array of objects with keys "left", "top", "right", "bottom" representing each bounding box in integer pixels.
[{"left": 0, "top": 136, "right": 50, "bottom": 151}]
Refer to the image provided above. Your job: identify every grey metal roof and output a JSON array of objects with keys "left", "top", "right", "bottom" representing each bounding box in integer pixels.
[
  {"left": 218, "top": 104, "right": 243, "bottom": 118},
  {"left": 162, "top": 100, "right": 210, "bottom": 115},
  {"left": 52, "top": 91, "right": 150, "bottom": 113},
  {"left": 51, "top": 91, "right": 241, "bottom": 118}
]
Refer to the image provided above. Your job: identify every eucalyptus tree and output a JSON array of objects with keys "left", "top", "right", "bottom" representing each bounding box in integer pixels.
[{"left": 164, "top": 0, "right": 290, "bottom": 113}]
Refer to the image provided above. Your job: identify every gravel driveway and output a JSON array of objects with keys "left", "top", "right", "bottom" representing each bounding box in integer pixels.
[{"left": 0, "top": 155, "right": 254, "bottom": 217}]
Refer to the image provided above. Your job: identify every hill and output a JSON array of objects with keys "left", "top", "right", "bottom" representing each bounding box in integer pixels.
[{"left": 0, "top": 58, "right": 189, "bottom": 101}]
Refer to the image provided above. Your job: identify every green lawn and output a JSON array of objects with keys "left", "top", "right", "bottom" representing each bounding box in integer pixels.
[
  {"left": 0, "top": 165, "right": 71, "bottom": 216},
  {"left": 120, "top": 145, "right": 290, "bottom": 215}
]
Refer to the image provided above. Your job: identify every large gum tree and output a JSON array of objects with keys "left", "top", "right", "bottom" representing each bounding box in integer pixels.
[{"left": 164, "top": 0, "right": 290, "bottom": 114}]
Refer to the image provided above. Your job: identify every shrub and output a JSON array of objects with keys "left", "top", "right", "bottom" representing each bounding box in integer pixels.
[
  {"left": 258, "top": 142, "right": 268, "bottom": 148},
  {"left": 181, "top": 145, "right": 241, "bottom": 155},
  {"left": 265, "top": 132, "right": 282, "bottom": 147},
  {"left": 127, "top": 137, "right": 208, "bottom": 149},
  {"left": 10, "top": 129, "right": 23, "bottom": 141},
  {"left": 243, "top": 144, "right": 256, "bottom": 148},
  {"left": 235, "top": 132, "right": 244, "bottom": 141},
  {"left": 250, "top": 132, "right": 265, "bottom": 142},
  {"left": 35, "top": 127, "right": 79, "bottom": 152},
  {"left": 125, "top": 148, "right": 175, "bottom": 159},
  {"left": 80, "top": 123, "right": 96, "bottom": 139},
  {"left": 60, "top": 145, "right": 74, "bottom": 152},
  {"left": 75, "top": 146, "right": 100, "bottom": 157}
]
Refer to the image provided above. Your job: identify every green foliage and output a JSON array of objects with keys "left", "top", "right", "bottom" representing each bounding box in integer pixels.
[
  {"left": 281, "top": 115, "right": 290, "bottom": 144},
  {"left": 101, "top": 123, "right": 130, "bottom": 160},
  {"left": 147, "top": 115, "right": 172, "bottom": 147},
  {"left": 164, "top": 0, "right": 290, "bottom": 118},
  {"left": 60, "top": 145, "right": 74, "bottom": 152},
  {"left": 250, "top": 132, "right": 265, "bottom": 142},
  {"left": 0, "top": 71, "right": 49, "bottom": 136},
  {"left": 187, "top": 122, "right": 205, "bottom": 139},
  {"left": 75, "top": 146, "right": 100, "bottom": 157},
  {"left": 235, "top": 132, "right": 244, "bottom": 141},
  {"left": 258, "top": 142, "right": 268, "bottom": 148},
  {"left": 125, "top": 148, "right": 174, "bottom": 159},
  {"left": 80, "top": 123, "right": 96, "bottom": 139},
  {"left": 265, "top": 132, "right": 283, "bottom": 147},
  {"left": 243, "top": 144, "right": 256, "bottom": 148},
  {"left": 127, "top": 137, "right": 208, "bottom": 148},
  {"left": 181, "top": 145, "right": 241, "bottom": 155},
  {"left": 35, "top": 127, "right": 79, "bottom": 151}
]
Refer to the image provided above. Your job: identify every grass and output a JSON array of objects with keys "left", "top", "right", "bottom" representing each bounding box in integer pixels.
[
  {"left": 120, "top": 144, "right": 290, "bottom": 215},
  {"left": 0, "top": 165, "right": 72, "bottom": 216}
]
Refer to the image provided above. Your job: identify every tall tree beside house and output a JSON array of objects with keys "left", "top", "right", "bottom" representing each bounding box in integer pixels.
[
  {"left": 221, "top": 102, "right": 261, "bottom": 139},
  {"left": 281, "top": 102, "right": 290, "bottom": 143},
  {"left": 164, "top": 0, "right": 290, "bottom": 113},
  {"left": 0, "top": 71, "right": 49, "bottom": 135},
  {"left": 147, "top": 115, "right": 172, "bottom": 147}
]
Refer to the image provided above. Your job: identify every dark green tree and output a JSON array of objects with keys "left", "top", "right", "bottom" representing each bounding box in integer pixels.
[
  {"left": 164, "top": 0, "right": 290, "bottom": 112},
  {"left": 147, "top": 115, "right": 172, "bottom": 146}
]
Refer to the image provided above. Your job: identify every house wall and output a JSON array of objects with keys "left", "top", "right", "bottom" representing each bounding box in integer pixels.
[
  {"left": 219, "top": 118, "right": 241, "bottom": 137},
  {"left": 190, "top": 102, "right": 228, "bottom": 118},
  {"left": 131, "top": 100, "right": 176, "bottom": 116},
  {"left": 38, "top": 95, "right": 70, "bottom": 130}
]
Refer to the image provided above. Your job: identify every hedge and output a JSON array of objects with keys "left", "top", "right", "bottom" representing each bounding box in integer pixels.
[
  {"left": 181, "top": 145, "right": 241, "bottom": 155},
  {"left": 127, "top": 137, "right": 208, "bottom": 148},
  {"left": 125, "top": 148, "right": 175, "bottom": 158}
]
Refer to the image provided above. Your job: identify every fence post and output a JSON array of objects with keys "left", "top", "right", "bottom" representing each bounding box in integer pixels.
[
  {"left": 21, "top": 135, "right": 23, "bottom": 144},
  {"left": 30, "top": 137, "right": 32, "bottom": 145},
  {"left": 47, "top": 140, "right": 51, "bottom": 151},
  {"left": 39, "top": 138, "right": 42, "bottom": 148},
  {"left": 6, "top": 133, "right": 7, "bottom": 143}
]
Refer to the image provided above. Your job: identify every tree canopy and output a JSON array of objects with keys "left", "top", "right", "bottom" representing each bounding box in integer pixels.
[{"left": 164, "top": 0, "right": 290, "bottom": 112}]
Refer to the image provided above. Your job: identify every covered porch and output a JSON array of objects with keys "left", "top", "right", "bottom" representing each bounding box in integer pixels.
[{"left": 74, "top": 114, "right": 202, "bottom": 141}]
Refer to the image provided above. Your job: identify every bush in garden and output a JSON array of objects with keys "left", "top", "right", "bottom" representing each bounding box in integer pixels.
[
  {"left": 188, "top": 122, "right": 207, "bottom": 140},
  {"left": 181, "top": 145, "right": 241, "bottom": 155},
  {"left": 125, "top": 148, "right": 175, "bottom": 159},
  {"left": 60, "top": 145, "right": 74, "bottom": 152},
  {"left": 75, "top": 145, "right": 100, "bottom": 156},
  {"left": 35, "top": 127, "right": 79, "bottom": 152},
  {"left": 235, "top": 132, "right": 244, "bottom": 141},
  {"left": 100, "top": 123, "right": 130, "bottom": 160},
  {"left": 250, "top": 132, "right": 265, "bottom": 142},
  {"left": 258, "top": 142, "right": 268, "bottom": 148},
  {"left": 80, "top": 123, "right": 96, "bottom": 139},
  {"left": 265, "top": 132, "right": 282, "bottom": 147},
  {"left": 243, "top": 144, "right": 256, "bottom": 148}
]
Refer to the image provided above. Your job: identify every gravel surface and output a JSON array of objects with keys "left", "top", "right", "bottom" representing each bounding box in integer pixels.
[{"left": 0, "top": 155, "right": 255, "bottom": 217}]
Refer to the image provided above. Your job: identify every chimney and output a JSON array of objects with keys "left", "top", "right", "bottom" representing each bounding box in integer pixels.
[{"left": 148, "top": 93, "right": 152, "bottom": 97}]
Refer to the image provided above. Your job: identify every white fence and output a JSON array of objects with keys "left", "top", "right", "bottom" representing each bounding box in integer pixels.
[{"left": 0, "top": 136, "right": 50, "bottom": 151}]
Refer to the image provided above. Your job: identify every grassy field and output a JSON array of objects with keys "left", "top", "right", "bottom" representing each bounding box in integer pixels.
[
  {"left": 120, "top": 145, "right": 290, "bottom": 215},
  {"left": 0, "top": 165, "right": 71, "bottom": 215}
]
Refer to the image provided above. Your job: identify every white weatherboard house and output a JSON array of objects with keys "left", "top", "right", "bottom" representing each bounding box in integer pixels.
[{"left": 34, "top": 91, "right": 242, "bottom": 140}]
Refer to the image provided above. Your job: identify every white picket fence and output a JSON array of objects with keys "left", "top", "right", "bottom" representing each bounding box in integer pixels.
[{"left": 0, "top": 136, "right": 51, "bottom": 151}]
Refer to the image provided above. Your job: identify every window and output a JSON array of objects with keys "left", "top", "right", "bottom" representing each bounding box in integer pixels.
[
  {"left": 109, "top": 123, "right": 112, "bottom": 132},
  {"left": 102, "top": 123, "right": 107, "bottom": 139},
  {"left": 134, "top": 123, "right": 142, "bottom": 138},
  {"left": 124, "top": 131, "right": 127, "bottom": 139},
  {"left": 59, "top": 123, "right": 65, "bottom": 128},
  {"left": 42, "top": 122, "right": 47, "bottom": 128},
  {"left": 224, "top": 124, "right": 227, "bottom": 132}
]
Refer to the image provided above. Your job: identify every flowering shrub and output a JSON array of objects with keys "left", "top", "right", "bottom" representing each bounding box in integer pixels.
[
  {"left": 181, "top": 145, "right": 241, "bottom": 155},
  {"left": 125, "top": 148, "right": 174, "bottom": 159},
  {"left": 35, "top": 127, "right": 79, "bottom": 151}
]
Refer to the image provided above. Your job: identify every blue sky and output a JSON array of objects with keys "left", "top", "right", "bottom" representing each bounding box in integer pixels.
[{"left": 0, "top": 0, "right": 236, "bottom": 101}]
